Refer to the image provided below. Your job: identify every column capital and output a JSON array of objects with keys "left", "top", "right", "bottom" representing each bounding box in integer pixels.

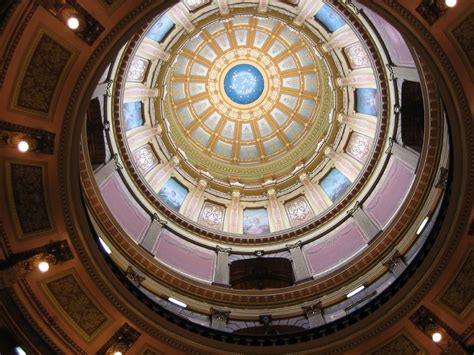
[
  {"left": 302, "top": 301, "right": 322, "bottom": 316},
  {"left": 216, "top": 245, "right": 232, "bottom": 255},
  {"left": 299, "top": 172, "right": 309, "bottom": 182},
  {"left": 383, "top": 250, "right": 403, "bottom": 271},
  {"left": 152, "top": 213, "right": 167, "bottom": 226},
  {"left": 210, "top": 308, "right": 230, "bottom": 321},
  {"left": 125, "top": 266, "right": 146, "bottom": 287},
  {"left": 267, "top": 188, "right": 277, "bottom": 196},
  {"left": 346, "top": 201, "right": 361, "bottom": 216},
  {"left": 436, "top": 167, "right": 448, "bottom": 189},
  {"left": 170, "top": 155, "right": 180, "bottom": 165},
  {"left": 286, "top": 240, "right": 302, "bottom": 250}
]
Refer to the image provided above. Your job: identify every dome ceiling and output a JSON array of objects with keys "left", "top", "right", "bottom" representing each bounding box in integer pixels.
[
  {"left": 79, "top": 0, "right": 453, "bottom": 347},
  {"left": 163, "top": 15, "right": 325, "bottom": 169},
  {"left": 157, "top": 12, "right": 336, "bottom": 184}
]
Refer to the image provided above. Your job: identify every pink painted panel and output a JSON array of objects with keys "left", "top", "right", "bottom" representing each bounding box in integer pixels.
[
  {"left": 100, "top": 173, "right": 150, "bottom": 242},
  {"left": 364, "top": 157, "right": 415, "bottom": 228},
  {"left": 363, "top": 8, "right": 415, "bottom": 67},
  {"left": 303, "top": 220, "right": 367, "bottom": 275},
  {"left": 154, "top": 229, "right": 216, "bottom": 281}
]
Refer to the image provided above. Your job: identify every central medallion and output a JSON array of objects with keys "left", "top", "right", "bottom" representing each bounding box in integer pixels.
[{"left": 223, "top": 64, "right": 264, "bottom": 105}]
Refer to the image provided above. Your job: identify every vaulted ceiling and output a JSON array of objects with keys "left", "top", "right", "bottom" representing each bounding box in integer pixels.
[{"left": 0, "top": 0, "right": 472, "bottom": 354}]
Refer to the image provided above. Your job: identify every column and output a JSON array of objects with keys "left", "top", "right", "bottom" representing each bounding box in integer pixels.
[
  {"left": 213, "top": 246, "right": 231, "bottom": 286},
  {"left": 217, "top": 0, "right": 229, "bottom": 14},
  {"left": 258, "top": 0, "right": 269, "bottom": 12},
  {"left": 210, "top": 308, "right": 230, "bottom": 331},
  {"left": 350, "top": 205, "right": 380, "bottom": 242},
  {"left": 325, "top": 147, "right": 362, "bottom": 182},
  {"left": 224, "top": 191, "right": 242, "bottom": 234},
  {"left": 91, "top": 80, "right": 113, "bottom": 99},
  {"left": 286, "top": 241, "right": 312, "bottom": 283},
  {"left": 337, "top": 69, "right": 376, "bottom": 88},
  {"left": 137, "top": 38, "right": 170, "bottom": 61},
  {"left": 167, "top": 3, "right": 195, "bottom": 33},
  {"left": 267, "top": 189, "right": 289, "bottom": 231},
  {"left": 127, "top": 125, "right": 161, "bottom": 151},
  {"left": 293, "top": 0, "right": 323, "bottom": 26},
  {"left": 180, "top": 179, "right": 207, "bottom": 220},
  {"left": 392, "top": 66, "right": 420, "bottom": 82},
  {"left": 391, "top": 142, "right": 419, "bottom": 170},
  {"left": 303, "top": 302, "right": 325, "bottom": 328},
  {"left": 123, "top": 83, "right": 159, "bottom": 103},
  {"left": 94, "top": 158, "right": 117, "bottom": 186},
  {"left": 383, "top": 250, "right": 406, "bottom": 277},
  {"left": 148, "top": 156, "right": 180, "bottom": 191},
  {"left": 322, "top": 27, "right": 356, "bottom": 52},
  {"left": 140, "top": 214, "right": 166, "bottom": 253},
  {"left": 299, "top": 173, "right": 331, "bottom": 213},
  {"left": 338, "top": 113, "right": 377, "bottom": 138}
]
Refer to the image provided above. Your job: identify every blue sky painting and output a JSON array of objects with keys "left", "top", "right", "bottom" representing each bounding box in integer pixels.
[
  {"left": 147, "top": 15, "right": 174, "bottom": 43},
  {"left": 320, "top": 168, "right": 351, "bottom": 203},
  {"left": 123, "top": 102, "right": 144, "bottom": 131},
  {"left": 315, "top": 5, "right": 346, "bottom": 33},
  {"left": 158, "top": 177, "right": 188, "bottom": 211},
  {"left": 355, "top": 88, "right": 378, "bottom": 116}
]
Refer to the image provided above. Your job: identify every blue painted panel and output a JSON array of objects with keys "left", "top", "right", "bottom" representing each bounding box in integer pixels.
[
  {"left": 320, "top": 168, "right": 351, "bottom": 202},
  {"left": 147, "top": 15, "right": 174, "bottom": 43},
  {"left": 158, "top": 177, "right": 188, "bottom": 211},
  {"left": 355, "top": 88, "right": 378, "bottom": 116},
  {"left": 314, "top": 5, "right": 345, "bottom": 33},
  {"left": 224, "top": 64, "right": 264, "bottom": 105},
  {"left": 243, "top": 208, "right": 270, "bottom": 235},
  {"left": 123, "top": 102, "right": 144, "bottom": 131}
]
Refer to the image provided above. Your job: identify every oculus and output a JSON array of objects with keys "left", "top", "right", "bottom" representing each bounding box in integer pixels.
[{"left": 223, "top": 64, "right": 265, "bottom": 105}]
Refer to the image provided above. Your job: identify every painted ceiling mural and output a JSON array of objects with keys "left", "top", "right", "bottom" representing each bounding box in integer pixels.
[
  {"left": 163, "top": 15, "right": 323, "bottom": 167},
  {"left": 76, "top": 0, "right": 456, "bottom": 348},
  {"left": 112, "top": 2, "right": 389, "bottom": 237}
]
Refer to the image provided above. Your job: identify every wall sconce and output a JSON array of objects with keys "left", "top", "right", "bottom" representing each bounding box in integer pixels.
[{"left": 0, "top": 121, "right": 55, "bottom": 154}]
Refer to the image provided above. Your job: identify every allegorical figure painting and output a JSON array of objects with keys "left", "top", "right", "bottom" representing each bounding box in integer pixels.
[
  {"left": 243, "top": 208, "right": 270, "bottom": 235},
  {"left": 320, "top": 168, "right": 352, "bottom": 203},
  {"left": 355, "top": 88, "right": 378, "bottom": 117},
  {"left": 314, "top": 4, "right": 346, "bottom": 33},
  {"left": 123, "top": 101, "right": 144, "bottom": 131},
  {"left": 146, "top": 15, "right": 174, "bottom": 43},
  {"left": 158, "top": 177, "right": 188, "bottom": 211}
]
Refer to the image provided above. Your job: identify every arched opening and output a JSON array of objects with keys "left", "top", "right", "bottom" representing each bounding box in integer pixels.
[
  {"left": 401, "top": 80, "right": 424, "bottom": 153},
  {"left": 229, "top": 258, "right": 294, "bottom": 290},
  {"left": 86, "top": 98, "right": 107, "bottom": 169}
]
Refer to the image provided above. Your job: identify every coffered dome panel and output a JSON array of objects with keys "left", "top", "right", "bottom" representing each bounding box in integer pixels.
[{"left": 163, "top": 14, "right": 326, "bottom": 169}]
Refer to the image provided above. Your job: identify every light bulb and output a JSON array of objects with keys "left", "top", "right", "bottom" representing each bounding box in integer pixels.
[
  {"left": 432, "top": 332, "right": 442, "bottom": 342},
  {"left": 67, "top": 17, "right": 80, "bottom": 30},
  {"left": 17, "top": 140, "right": 29, "bottom": 152},
  {"left": 445, "top": 0, "right": 457, "bottom": 7},
  {"left": 38, "top": 261, "right": 50, "bottom": 273},
  {"left": 113, "top": 352, "right": 123, "bottom": 355}
]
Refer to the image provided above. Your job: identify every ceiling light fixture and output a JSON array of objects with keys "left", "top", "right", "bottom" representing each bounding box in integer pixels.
[
  {"left": 99, "top": 237, "right": 112, "bottom": 254},
  {"left": 168, "top": 297, "right": 187, "bottom": 308},
  {"left": 67, "top": 17, "right": 80, "bottom": 30},
  {"left": 416, "top": 216, "right": 430, "bottom": 235},
  {"left": 347, "top": 285, "right": 365, "bottom": 298},
  {"left": 445, "top": 0, "right": 457, "bottom": 7},
  {"left": 38, "top": 261, "right": 50, "bottom": 273},
  {"left": 432, "top": 332, "right": 442, "bottom": 342},
  {"left": 17, "top": 140, "right": 29, "bottom": 152}
]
